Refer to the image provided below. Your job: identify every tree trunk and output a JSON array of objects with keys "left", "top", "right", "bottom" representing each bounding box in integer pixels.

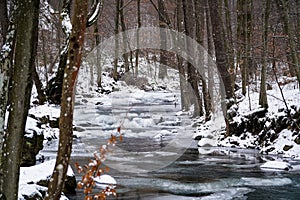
[
  {"left": 32, "top": 65, "right": 47, "bottom": 105},
  {"left": 224, "top": 0, "right": 237, "bottom": 95},
  {"left": 1, "top": 1, "right": 39, "bottom": 199},
  {"left": 176, "top": 0, "right": 190, "bottom": 111},
  {"left": 209, "top": 0, "right": 234, "bottom": 100},
  {"left": 45, "top": 0, "right": 88, "bottom": 199},
  {"left": 208, "top": 0, "right": 234, "bottom": 135},
  {"left": 205, "top": 0, "right": 215, "bottom": 112},
  {"left": 0, "top": 5, "right": 16, "bottom": 199},
  {"left": 135, "top": 0, "right": 141, "bottom": 77},
  {"left": 46, "top": 0, "right": 72, "bottom": 104},
  {"left": 120, "top": 0, "right": 130, "bottom": 72},
  {"left": 183, "top": 0, "right": 203, "bottom": 117},
  {"left": 237, "top": 0, "right": 252, "bottom": 96},
  {"left": 95, "top": 24, "right": 102, "bottom": 87},
  {"left": 195, "top": 0, "right": 212, "bottom": 120},
  {"left": 259, "top": 0, "right": 270, "bottom": 109},
  {"left": 0, "top": 0, "right": 9, "bottom": 44},
  {"left": 47, "top": 0, "right": 102, "bottom": 103},
  {"left": 113, "top": 0, "right": 120, "bottom": 81},
  {"left": 158, "top": 0, "right": 168, "bottom": 79},
  {"left": 276, "top": 0, "right": 300, "bottom": 87}
]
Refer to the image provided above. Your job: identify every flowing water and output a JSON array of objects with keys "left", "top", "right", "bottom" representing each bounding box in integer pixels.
[{"left": 46, "top": 90, "right": 300, "bottom": 200}]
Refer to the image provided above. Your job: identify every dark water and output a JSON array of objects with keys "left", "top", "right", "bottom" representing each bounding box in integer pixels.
[{"left": 67, "top": 137, "right": 300, "bottom": 200}]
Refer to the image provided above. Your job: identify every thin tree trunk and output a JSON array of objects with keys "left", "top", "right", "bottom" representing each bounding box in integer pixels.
[
  {"left": 46, "top": 0, "right": 72, "bottom": 104},
  {"left": 120, "top": 0, "right": 130, "bottom": 72},
  {"left": 32, "top": 65, "right": 47, "bottom": 104},
  {"left": 45, "top": 0, "right": 88, "bottom": 199},
  {"left": 183, "top": 0, "right": 203, "bottom": 117},
  {"left": 224, "top": 0, "right": 236, "bottom": 96},
  {"left": 135, "top": 0, "right": 141, "bottom": 77},
  {"left": 95, "top": 24, "right": 102, "bottom": 87},
  {"left": 176, "top": 0, "right": 190, "bottom": 111},
  {"left": 2, "top": 0, "right": 39, "bottom": 199},
  {"left": 237, "top": 0, "right": 251, "bottom": 95},
  {"left": 259, "top": 0, "right": 270, "bottom": 109},
  {"left": 208, "top": 0, "right": 235, "bottom": 135},
  {"left": 205, "top": 0, "right": 215, "bottom": 112},
  {"left": 195, "top": 0, "right": 212, "bottom": 120},
  {"left": 158, "top": 0, "right": 168, "bottom": 79},
  {"left": 113, "top": 0, "right": 120, "bottom": 80}
]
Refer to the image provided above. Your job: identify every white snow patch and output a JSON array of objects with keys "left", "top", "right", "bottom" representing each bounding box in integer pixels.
[
  {"left": 19, "top": 160, "right": 74, "bottom": 199},
  {"left": 260, "top": 161, "right": 292, "bottom": 171},
  {"left": 94, "top": 174, "right": 117, "bottom": 189}
]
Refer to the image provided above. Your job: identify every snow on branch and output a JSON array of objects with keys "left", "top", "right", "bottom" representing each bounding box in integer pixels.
[
  {"left": 86, "top": 0, "right": 103, "bottom": 27},
  {"left": 60, "top": 0, "right": 72, "bottom": 35}
]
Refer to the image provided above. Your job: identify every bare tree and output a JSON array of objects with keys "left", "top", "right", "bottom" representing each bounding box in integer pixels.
[
  {"left": 158, "top": 0, "right": 168, "bottom": 79},
  {"left": 176, "top": 0, "right": 190, "bottom": 111},
  {"left": 208, "top": 0, "right": 235, "bottom": 134},
  {"left": 135, "top": 0, "right": 141, "bottom": 77},
  {"left": 259, "top": 0, "right": 270, "bottom": 109},
  {"left": 47, "top": 0, "right": 103, "bottom": 104},
  {"left": 182, "top": 0, "right": 203, "bottom": 117},
  {"left": 45, "top": 0, "right": 89, "bottom": 199},
  {"left": 0, "top": 2, "right": 16, "bottom": 198},
  {"left": 194, "top": 0, "right": 212, "bottom": 120},
  {"left": 120, "top": 0, "right": 130, "bottom": 72},
  {"left": 276, "top": 0, "right": 300, "bottom": 87},
  {"left": 113, "top": 0, "right": 120, "bottom": 81},
  {"left": 237, "top": 0, "right": 253, "bottom": 96},
  {"left": 1, "top": 0, "right": 40, "bottom": 199}
]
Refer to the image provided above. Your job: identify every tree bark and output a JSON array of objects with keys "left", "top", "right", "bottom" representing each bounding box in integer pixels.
[
  {"left": 195, "top": 0, "right": 212, "bottom": 120},
  {"left": 1, "top": 1, "right": 39, "bottom": 199},
  {"left": 113, "top": 0, "right": 120, "bottom": 80},
  {"left": 237, "top": 0, "right": 252, "bottom": 96},
  {"left": 135, "top": 0, "right": 141, "bottom": 77},
  {"left": 0, "top": 0, "right": 9, "bottom": 44},
  {"left": 95, "top": 24, "right": 102, "bottom": 87},
  {"left": 208, "top": 0, "right": 234, "bottom": 100},
  {"left": 45, "top": 0, "right": 88, "bottom": 199},
  {"left": 183, "top": 0, "right": 203, "bottom": 117},
  {"left": 0, "top": 5, "right": 16, "bottom": 198},
  {"left": 276, "top": 0, "right": 300, "bottom": 87},
  {"left": 158, "top": 0, "right": 168, "bottom": 79},
  {"left": 176, "top": 0, "right": 190, "bottom": 111},
  {"left": 259, "top": 0, "right": 270, "bottom": 109},
  {"left": 120, "top": 0, "right": 130, "bottom": 72},
  {"left": 208, "top": 0, "right": 235, "bottom": 135}
]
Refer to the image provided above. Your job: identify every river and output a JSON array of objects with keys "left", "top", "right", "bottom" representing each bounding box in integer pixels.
[{"left": 63, "top": 89, "right": 300, "bottom": 200}]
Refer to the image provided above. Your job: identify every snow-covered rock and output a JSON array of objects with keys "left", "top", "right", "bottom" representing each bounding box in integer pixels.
[
  {"left": 260, "top": 161, "right": 292, "bottom": 171},
  {"left": 94, "top": 174, "right": 117, "bottom": 189},
  {"left": 19, "top": 159, "right": 76, "bottom": 199}
]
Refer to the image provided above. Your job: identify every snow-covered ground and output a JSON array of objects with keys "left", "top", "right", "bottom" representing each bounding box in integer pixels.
[{"left": 195, "top": 77, "right": 300, "bottom": 160}]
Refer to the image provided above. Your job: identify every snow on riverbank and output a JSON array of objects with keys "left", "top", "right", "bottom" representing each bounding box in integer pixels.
[
  {"left": 195, "top": 77, "right": 300, "bottom": 160},
  {"left": 18, "top": 159, "right": 73, "bottom": 199}
]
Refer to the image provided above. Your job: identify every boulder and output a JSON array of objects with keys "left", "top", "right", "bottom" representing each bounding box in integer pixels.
[{"left": 21, "top": 129, "right": 44, "bottom": 167}]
